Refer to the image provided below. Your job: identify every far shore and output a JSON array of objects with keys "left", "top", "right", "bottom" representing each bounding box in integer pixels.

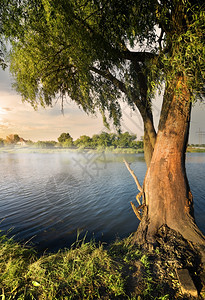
[
  {"left": 0, "top": 145, "right": 144, "bottom": 154},
  {"left": 0, "top": 145, "right": 205, "bottom": 154}
]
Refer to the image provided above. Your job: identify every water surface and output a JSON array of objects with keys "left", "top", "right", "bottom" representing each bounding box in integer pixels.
[{"left": 0, "top": 151, "right": 204, "bottom": 252}]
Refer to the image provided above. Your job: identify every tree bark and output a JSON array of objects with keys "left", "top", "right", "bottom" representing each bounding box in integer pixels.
[
  {"left": 143, "top": 117, "right": 156, "bottom": 167},
  {"left": 132, "top": 60, "right": 157, "bottom": 167},
  {"left": 135, "top": 77, "right": 205, "bottom": 246}
]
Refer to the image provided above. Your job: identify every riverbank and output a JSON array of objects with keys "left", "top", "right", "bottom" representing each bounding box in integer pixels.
[
  {"left": 1, "top": 229, "right": 205, "bottom": 299},
  {"left": 187, "top": 147, "right": 205, "bottom": 153},
  {"left": 0, "top": 145, "right": 143, "bottom": 154},
  {"left": 0, "top": 145, "right": 205, "bottom": 154}
]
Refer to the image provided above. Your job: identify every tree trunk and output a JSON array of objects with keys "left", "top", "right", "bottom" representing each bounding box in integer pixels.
[
  {"left": 143, "top": 116, "right": 156, "bottom": 167},
  {"left": 135, "top": 77, "right": 205, "bottom": 246}
]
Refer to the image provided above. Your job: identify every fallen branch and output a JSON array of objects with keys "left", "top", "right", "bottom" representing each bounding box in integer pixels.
[{"left": 123, "top": 159, "right": 143, "bottom": 192}]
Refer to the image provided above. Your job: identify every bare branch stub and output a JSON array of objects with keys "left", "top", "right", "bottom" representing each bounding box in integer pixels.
[
  {"left": 130, "top": 202, "right": 145, "bottom": 221},
  {"left": 123, "top": 159, "right": 143, "bottom": 192},
  {"left": 130, "top": 202, "right": 142, "bottom": 221},
  {"left": 136, "top": 191, "right": 143, "bottom": 205},
  {"left": 124, "top": 158, "right": 146, "bottom": 219}
]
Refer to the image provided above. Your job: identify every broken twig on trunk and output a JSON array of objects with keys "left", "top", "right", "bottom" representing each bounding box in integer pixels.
[
  {"left": 123, "top": 159, "right": 143, "bottom": 192},
  {"left": 123, "top": 158, "right": 145, "bottom": 219},
  {"left": 130, "top": 202, "right": 145, "bottom": 221}
]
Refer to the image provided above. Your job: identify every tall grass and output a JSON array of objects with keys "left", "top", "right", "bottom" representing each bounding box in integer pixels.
[
  {"left": 0, "top": 233, "right": 173, "bottom": 299},
  {"left": 0, "top": 234, "right": 125, "bottom": 299}
]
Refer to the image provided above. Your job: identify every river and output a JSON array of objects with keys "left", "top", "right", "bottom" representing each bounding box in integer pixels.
[{"left": 0, "top": 151, "right": 204, "bottom": 252}]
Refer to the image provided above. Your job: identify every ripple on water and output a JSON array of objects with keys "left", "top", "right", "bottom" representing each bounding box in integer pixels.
[{"left": 0, "top": 152, "right": 204, "bottom": 252}]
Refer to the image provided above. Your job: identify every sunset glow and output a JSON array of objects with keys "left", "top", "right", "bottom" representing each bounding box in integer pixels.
[
  {"left": 0, "top": 107, "right": 7, "bottom": 115},
  {"left": 0, "top": 68, "right": 204, "bottom": 143},
  {"left": 0, "top": 107, "right": 6, "bottom": 122}
]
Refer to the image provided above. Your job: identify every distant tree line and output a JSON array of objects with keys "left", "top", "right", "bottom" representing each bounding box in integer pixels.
[
  {"left": 1, "top": 134, "right": 204, "bottom": 151},
  {"left": 189, "top": 144, "right": 205, "bottom": 148},
  {"left": 0, "top": 132, "right": 144, "bottom": 150},
  {"left": 72, "top": 132, "right": 143, "bottom": 150}
]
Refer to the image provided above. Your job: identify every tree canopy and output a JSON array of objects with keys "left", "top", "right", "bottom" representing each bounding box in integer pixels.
[
  {"left": 5, "top": 134, "right": 20, "bottom": 144},
  {"left": 58, "top": 132, "right": 73, "bottom": 143},
  {"left": 1, "top": 0, "right": 204, "bottom": 166},
  {"left": 2, "top": 0, "right": 203, "bottom": 124}
]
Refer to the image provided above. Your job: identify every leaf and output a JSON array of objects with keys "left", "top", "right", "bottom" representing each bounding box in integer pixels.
[{"left": 32, "top": 281, "right": 41, "bottom": 287}]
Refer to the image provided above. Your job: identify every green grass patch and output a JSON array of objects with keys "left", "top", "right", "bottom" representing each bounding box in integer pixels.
[
  {"left": 0, "top": 234, "right": 125, "bottom": 299},
  {"left": 0, "top": 233, "right": 176, "bottom": 299},
  {"left": 0, "top": 146, "right": 144, "bottom": 155},
  {"left": 187, "top": 147, "right": 205, "bottom": 153}
]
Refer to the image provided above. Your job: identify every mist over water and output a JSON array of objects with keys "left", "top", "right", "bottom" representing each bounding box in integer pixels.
[{"left": 0, "top": 151, "right": 204, "bottom": 253}]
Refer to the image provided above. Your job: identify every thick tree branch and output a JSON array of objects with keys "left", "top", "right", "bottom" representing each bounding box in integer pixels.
[
  {"left": 91, "top": 65, "right": 156, "bottom": 167},
  {"left": 90, "top": 66, "right": 128, "bottom": 94},
  {"left": 122, "top": 50, "right": 156, "bottom": 62},
  {"left": 90, "top": 66, "right": 146, "bottom": 112},
  {"left": 158, "top": 28, "right": 164, "bottom": 50},
  {"left": 91, "top": 65, "right": 157, "bottom": 158}
]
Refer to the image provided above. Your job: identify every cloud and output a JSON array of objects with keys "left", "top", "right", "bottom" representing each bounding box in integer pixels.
[
  {"left": 2, "top": 107, "right": 13, "bottom": 111},
  {"left": 0, "top": 66, "right": 204, "bottom": 143},
  {"left": 0, "top": 87, "right": 104, "bottom": 141}
]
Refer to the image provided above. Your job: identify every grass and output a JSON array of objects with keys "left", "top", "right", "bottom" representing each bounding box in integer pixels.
[
  {"left": 1, "top": 145, "right": 205, "bottom": 155},
  {"left": 0, "top": 146, "right": 144, "bottom": 155},
  {"left": 0, "top": 232, "right": 176, "bottom": 299},
  {"left": 0, "top": 234, "right": 125, "bottom": 299},
  {"left": 5, "top": 227, "right": 203, "bottom": 299},
  {"left": 187, "top": 147, "right": 205, "bottom": 153}
]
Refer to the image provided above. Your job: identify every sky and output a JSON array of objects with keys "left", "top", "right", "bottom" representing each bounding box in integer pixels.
[{"left": 0, "top": 67, "right": 204, "bottom": 143}]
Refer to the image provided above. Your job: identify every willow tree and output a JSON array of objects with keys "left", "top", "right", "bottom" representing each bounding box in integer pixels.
[{"left": 2, "top": 0, "right": 205, "bottom": 248}]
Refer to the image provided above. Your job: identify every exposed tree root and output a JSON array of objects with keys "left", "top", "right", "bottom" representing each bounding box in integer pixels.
[
  {"left": 123, "top": 158, "right": 205, "bottom": 297},
  {"left": 129, "top": 225, "right": 205, "bottom": 298}
]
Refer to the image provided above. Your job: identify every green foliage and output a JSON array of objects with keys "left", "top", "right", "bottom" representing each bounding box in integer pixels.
[
  {"left": 2, "top": 0, "right": 158, "bottom": 128},
  {"left": 160, "top": 6, "right": 205, "bottom": 101},
  {"left": 74, "top": 135, "right": 92, "bottom": 148},
  {"left": 25, "top": 139, "right": 34, "bottom": 146},
  {"left": 1, "top": 0, "right": 204, "bottom": 150},
  {"left": 92, "top": 132, "right": 113, "bottom": 148},
  {"left": 109, "top": 236, "right": 172, "bottom": 299},
  {"left": 136, "top": 140, "right": 144, "bottom": 149},
  {"left": 72, "top": 131, "right": 141, "bottom": 150},
  {"left": 35, "top": 140, "right": 57, "bottom": 148},
  {"left": 0, "top": 233, "right": 36, "bottom": 299},
  {"left": 0, "top": 138, "right": 4, "bottom": 147},
  {"left": 58, "top": 132, "right": 73, "bottom": 147},
  {"left": 0, "top": 132, "right": 143, "bottom": 150},
  {"left": 0, "top": 232, "right": 176, "bottom": 299},
  {"left": 115, "top": 132, "right": 137, "bottom": 148},
  {"left": 61, "top": 139, "right": 73, "bottom": 148},
  {"left": 58, "top": 132, "right": 72, "bottom": 143}
]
